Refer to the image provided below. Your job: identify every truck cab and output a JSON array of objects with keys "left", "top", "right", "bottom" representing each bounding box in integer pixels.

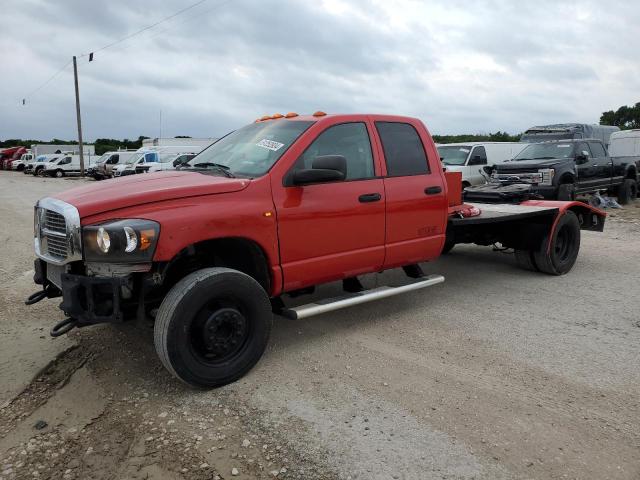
[{"left": 11, "top": 152, "right": 34, "bottom": 171}]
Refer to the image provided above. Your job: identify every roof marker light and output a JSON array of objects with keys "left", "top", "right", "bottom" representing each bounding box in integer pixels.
[
  {"left": 260, "top": 115, "right": 271, "bottom": 121},
  {"left": 285, "top": 112, "right": 299, "bottom": 118},
  {"left": 312, "top": 111, "right": 327, "bottom": 117},
  {"left": 272, "top": 113, "right": 284, "bottom": 119}
]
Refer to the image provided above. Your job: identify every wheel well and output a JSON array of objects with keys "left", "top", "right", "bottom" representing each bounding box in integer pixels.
[
  {"left": 625, "top": 167, "right": 637, "bottom": 180},
  {"left": 162, "top": 238, "right": 271, "bottom": 293},
  {"left": 559, "top": 173, "right": 575, "bottom": 184},
  {"left": 462, "top": 181, "right": 471, "bottom": 188}
]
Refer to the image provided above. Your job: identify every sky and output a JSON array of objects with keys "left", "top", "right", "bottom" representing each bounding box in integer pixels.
[{"left": 1, "top": 0, "right": 639, "bottom": 141}]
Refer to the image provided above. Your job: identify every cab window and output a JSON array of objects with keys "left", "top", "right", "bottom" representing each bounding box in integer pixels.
[
  {"left": 375, "top": 122, "right": 429, "bottom": 176},
  {"left": 588, "top": 142, "right": 606, "bottom": 157},
  {"left": 293, "top": 123, "right": 375, "bottom": 180},
  {"left": 469, "top": 146, "right": 487, "bottom": 165}
]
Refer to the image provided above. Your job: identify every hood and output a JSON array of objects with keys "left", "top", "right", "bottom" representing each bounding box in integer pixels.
[
  {"left": 53, "top": 170, "right": 250, "bottom": 218},
  {"left": 497, "top": 158, "right": 573, "bottom": 171}
]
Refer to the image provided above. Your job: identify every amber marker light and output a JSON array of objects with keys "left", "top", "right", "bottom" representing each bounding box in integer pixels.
[
  {"left": 139, "top": 229, "right": 156, "bottom": 251},
  {"left": 263, "top": 211, "right": 273, "bottom": 217},
  {"left": 312, "top": 111, "right": 327, "bottom": 117},
  {"left": 285, "top": 112, "right": 299, "bottom": 118}
]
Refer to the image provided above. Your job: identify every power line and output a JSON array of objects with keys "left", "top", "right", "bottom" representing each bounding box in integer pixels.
[
  {"left": 79, "top": 0, "right": 210, "bottom": 57},
  {"left": 22, "top": 59, "right": 73, "bottom": 104}
]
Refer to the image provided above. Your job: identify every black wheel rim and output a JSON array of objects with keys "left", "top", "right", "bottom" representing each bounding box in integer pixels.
[
  {"left": 554, "top": 224, "right": 575, "bottom": 262},
  {"left": 189, "top": 303, "right": 250, "bottom": 365}
]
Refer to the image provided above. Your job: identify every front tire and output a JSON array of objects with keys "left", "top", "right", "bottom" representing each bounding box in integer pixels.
[
  {"left": 55, "top": 169, "right": 64, "bottom": 178},
  {"left": 557, "top": 183, "right": 576, "bottom": 201},
  {"left": 533, "top": 211, "right": 581, "bottom": 275},
  {"left": 154, "top": 268, "right": 272, "bottom": 388},
  {"left": 617, "top": 178, "right": 637, "bottom": 205}
]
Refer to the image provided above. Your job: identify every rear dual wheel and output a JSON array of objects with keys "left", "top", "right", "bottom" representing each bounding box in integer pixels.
[
  {"left": 154, "top": 268, "right": 272, "bottom": 388},
  {"left": 514, "top": 211, "right": 581, "bottom": 275},
  {"left": 617, "top": 179, "right": 637, "bottom": 205}
]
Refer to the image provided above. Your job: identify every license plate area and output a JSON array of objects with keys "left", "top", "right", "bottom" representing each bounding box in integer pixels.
[{"left": 46, "top": 263, "right": 66, "bottom": 289}]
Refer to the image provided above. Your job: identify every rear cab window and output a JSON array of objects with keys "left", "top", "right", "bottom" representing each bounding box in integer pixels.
[{"left": 375, "top": 122, "right": 429, "bottom": 176}]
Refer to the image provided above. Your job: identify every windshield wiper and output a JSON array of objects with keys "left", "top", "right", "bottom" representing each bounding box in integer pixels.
[{"left": 191, "top": 162, "right": 235, "bottom": 178}]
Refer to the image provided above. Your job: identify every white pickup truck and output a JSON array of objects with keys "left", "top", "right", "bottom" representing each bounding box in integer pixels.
[{"left": 437, "top": 142, "right": 527, "bottom": 187}]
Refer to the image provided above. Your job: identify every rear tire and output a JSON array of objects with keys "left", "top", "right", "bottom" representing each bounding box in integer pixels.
[
  {"left": 533, "top": 211, "right": 581, "bottom": 275},
  {"left": 154, "top": 267, "right": 272, "bottom": 388},
  {"left": 617, "top": 178, "right": 637, "bottom": 205},
  {"left": 557, "top": 183, "right": 576, "bottom": 201}
]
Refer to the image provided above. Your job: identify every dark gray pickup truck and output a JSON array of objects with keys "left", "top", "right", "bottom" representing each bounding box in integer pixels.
[{"left": 491, "top": 139, "right": 638, "bottom": 203}]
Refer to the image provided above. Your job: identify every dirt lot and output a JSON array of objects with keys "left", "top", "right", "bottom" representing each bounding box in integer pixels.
[{"left": 1, "top": 171, "right": 639, "bottom": 480}]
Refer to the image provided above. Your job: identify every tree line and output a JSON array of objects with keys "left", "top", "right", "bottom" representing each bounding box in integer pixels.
[{"left": 599, "top": 102, "right": 640, "bottom": 129}]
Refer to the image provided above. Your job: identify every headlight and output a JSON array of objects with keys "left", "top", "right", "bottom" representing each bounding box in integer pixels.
[
  {"left": 82, "top": 219, "right": 159, "bottom": 263},
  {"left": 537, "top": 168, "right": 555, "bottom": 185}
]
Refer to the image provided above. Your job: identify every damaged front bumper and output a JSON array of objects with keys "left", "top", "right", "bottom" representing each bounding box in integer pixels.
[{"left": 28, "top": 259, "right": 131, "bottom": 335}]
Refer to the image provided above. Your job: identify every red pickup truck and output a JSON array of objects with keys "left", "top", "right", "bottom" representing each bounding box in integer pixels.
[{"left": 27, "top": 113, "right": 605, "bottom": 387}]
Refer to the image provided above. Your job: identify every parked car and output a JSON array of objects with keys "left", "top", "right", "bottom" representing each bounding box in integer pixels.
[
  {"left": 491, "top": 138, "right": 638, "bottom": 203},
  {"left": 520, "top": 123, "right": 619, "bottom": 147},
  {"left": 27, "top": 154, "right": 64, "bottom": 176},
  {"left": 43, "top": 155, "right": 93, "bottom": 177},
  {"left": 115, "top": 146, "right": 206, "bottom": 177},
  {"left": 27, "top": 112, "right": 606, "bottom": 388},
  {"left": 138, "top": 152, "right": 197, "bottom": 174},
  {"left": 437, "top": 142, "right": 527, "bottom": 187},
  {"left": 90, "top": 151, "right": 138, "bottom": 179}
]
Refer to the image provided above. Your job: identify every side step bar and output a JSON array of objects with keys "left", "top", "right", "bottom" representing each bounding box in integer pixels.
[{"left": 281, "top": 274, "right": 445, "bottom": 320}]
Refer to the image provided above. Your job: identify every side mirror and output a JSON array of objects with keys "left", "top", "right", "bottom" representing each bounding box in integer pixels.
[
  {"left": 468, "top": 155, "right": 486, "bottom": 166},
  {"left": 291, "top": 155, "right": 347, "bottom": 186},
  {"left": 575, "top": 154, "right": 588, "bottom": 164},
  {"left": 482, "top": 165, "right": 495, "bottom": 175}
]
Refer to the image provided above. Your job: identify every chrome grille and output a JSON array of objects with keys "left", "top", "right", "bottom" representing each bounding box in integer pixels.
[
  {"left": 44, "top": 210, "right": 66, "bottom": 233},
  {"left": 35, "top": 198, "right": 82, "bottom": 266},
  {"left": 45, "top": 233, "right": 68, "bottom": 259}
]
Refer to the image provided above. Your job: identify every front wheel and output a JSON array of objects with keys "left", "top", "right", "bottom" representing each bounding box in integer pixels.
[
  {"left": 557, "top": 183, "right": 576, "bottom": 201},
  {"left": 55, "top": 169, "right": 64, "bottom": 178},
  {"left": 154, "top": 268, "right": 272, "bottom": 388},
  {"left": 617, "top": 178, "right": 637, "bottom": 205},
  {"left": 533, "top": 211, "right": 581, "bottom": 275}
]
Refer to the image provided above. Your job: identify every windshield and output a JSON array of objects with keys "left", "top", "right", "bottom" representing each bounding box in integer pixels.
[
  {"left": 126, "top": 153, "right": 144, "bottom": 165},
  {"left": 96, "top": 153, "right": 111, "bottom": 164},
  {"left": 187, "top": 121, "right": 314, "bottom": 177},
  {"left": 514, "top": 143, "right": 575, "bottom": 161},
  {"left": 437, "top": 146, "right": 472, "bottom": 166}
]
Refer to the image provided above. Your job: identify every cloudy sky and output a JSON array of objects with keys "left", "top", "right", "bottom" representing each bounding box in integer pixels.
[{"left": 1, "top": 0, "right": 639, "bottom": 141}]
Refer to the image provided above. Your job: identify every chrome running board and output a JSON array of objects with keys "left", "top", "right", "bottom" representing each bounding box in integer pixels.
[{"left": 281, "top": 274, "right": 445, "bottom": 320}]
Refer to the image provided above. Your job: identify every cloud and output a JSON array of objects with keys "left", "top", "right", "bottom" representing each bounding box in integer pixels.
[{"left": 0, "top": 0, "right": 639, "bottom": 141}]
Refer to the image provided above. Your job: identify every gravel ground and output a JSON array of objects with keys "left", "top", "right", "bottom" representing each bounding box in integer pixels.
[{"left": 0, "top": 171, "right": 639, "bottom": 480}]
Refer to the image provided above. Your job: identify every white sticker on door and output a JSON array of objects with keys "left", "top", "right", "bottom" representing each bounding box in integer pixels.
[{"left": 256, "top": 139, "right": 285, "bottom": 151}]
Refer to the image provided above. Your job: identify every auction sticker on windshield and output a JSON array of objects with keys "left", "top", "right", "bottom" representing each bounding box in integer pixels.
[{"left": 256, "top": 139, "right": 285, "bottom": 151}]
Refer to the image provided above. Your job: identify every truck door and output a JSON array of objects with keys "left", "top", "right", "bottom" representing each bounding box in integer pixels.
[
  {"left": 273, "top": 121, "right": 386, "bottom": 290},
  {"left": 575, "top": 142, "right": 598, "bottom": 192},
  {"left": 373, "top": 120, "right": 448, "bottom": 268},
  {"left": 588, "top": 141, "right": 612, "bottom": 188}
]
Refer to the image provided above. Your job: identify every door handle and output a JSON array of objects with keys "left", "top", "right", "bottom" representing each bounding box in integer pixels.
[
  {"left": 424, "top": 186, "right": 442, "bottom": 195},
  {"left": 358, "top": 193, "right": 382, "bottom": 203}
]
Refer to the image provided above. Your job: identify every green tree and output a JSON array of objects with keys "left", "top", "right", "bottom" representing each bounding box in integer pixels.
[{"left": 600, "top": 102, "right": 640, "bottom": 129}]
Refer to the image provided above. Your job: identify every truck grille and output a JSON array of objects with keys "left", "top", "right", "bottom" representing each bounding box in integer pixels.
[
  {"left": 44, "top": 210, "right": 66, "bottom": 233},
  {"left": 45, "top": 232, "right": 68, "bottom": 259},
  {"left": 35, "top": 198, "right": 82, "bottom": 265}
]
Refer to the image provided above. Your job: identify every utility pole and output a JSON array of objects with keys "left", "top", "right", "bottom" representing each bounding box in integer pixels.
[{"left": 72, "top": 56, "right": 85, "bottom": 177}]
